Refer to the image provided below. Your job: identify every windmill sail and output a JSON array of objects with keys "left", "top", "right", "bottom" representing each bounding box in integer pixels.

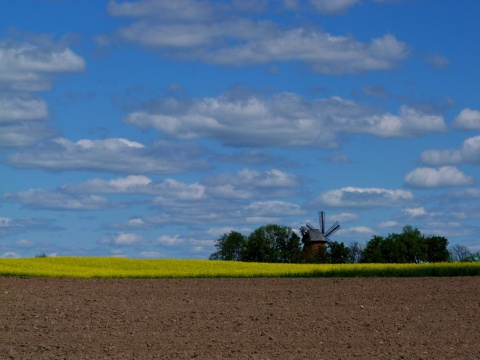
[
  {"left": 319, "top": 211, "right": 325, "bottom": 234},
  {"left": 325, "top": 221, "right": 340, "bottom": 238}
]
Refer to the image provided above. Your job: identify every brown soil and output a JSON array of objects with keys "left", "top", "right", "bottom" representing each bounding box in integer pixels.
[{"left": 1, "top": 277, "right": 479, "bottom": 359}]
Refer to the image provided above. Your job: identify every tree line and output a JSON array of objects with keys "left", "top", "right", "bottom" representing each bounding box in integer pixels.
[{"left": 210, "top": 224, "right": 478, "bottom": 263}]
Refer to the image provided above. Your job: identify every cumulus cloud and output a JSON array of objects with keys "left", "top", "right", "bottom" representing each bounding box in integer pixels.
[
  {"left": 155, "top": 235, "right": 184, "bottom": 246},
  {"left": 327, "top": 154, "right": 351, "bottom": 163},
  {"left": 0, "top": 97, "right": 48, "bottom": 122},
  {"left": 0, "top": 217, "right": 62, "bottom": 238},
  {"left": 404, "top": 166, "right": 474, "bottom": 188},
  {"left": 309, "top": 0, "right": 359, "bottom": 14},
  {"left": 420, "top": 135, "right": 480, "bottom": 166},
  {"left": 124, "top": 92, "right": 446, "bottom": 148},
  {"left": 213, "top": 149, "right": 280, "bottom": 166},
  {"left": 348, "top": 105, "right": 447, "bottom": 138},
  {"left": 424, "top": 53, "right": 449, "bottom": 69},
  {"left": 453, "top": 108, "right": 480, "bottom": 130},
  {"left": 62, "top": 175, "right": 153, "bottom": 194},
  {"left": 109, "top": 196, "right": 305, "bottom": 230},
  {"left": 61, "top": 168, "right": 298, "bottom": 204},
  {"left": 204, "top": 168, "right": 299, "bottom": 199},
  {"left": 448, "top": 188, "right": 480, "bottom": 199},
  {"left": 0, "top": 38, "right": 85, "bottom": 91},
  {"left": 337, "top": 226, "right": 375, "bottom": 238},
  {"left": 6, "top": 137, "right": 209, "bottom": 173},
  {"left": 316, "top": 186, "right": 414, "bottom": 208},
  {"left": 402, "top": 207, "right": 427, "bottom": 217},
  {"left": 0, "top": 36, "right": 84, "bottom": 149},
  {"left": 152, "top": 180, "right": 207, "bottom": 205},
  {"left": 0, "top": 122, "right": 57, "bottom": 149},
  {"left": 334, "top": 212, "right": 359, "bottom": 222},
  {"left": 100, "top": 232, "right": 147, "bottom": 246},
  {"left": 102, "top": 0, "right": 408, "bottom": 74},
  {"left": 3, "top": 189, "right": 115, "bottom": 211}
]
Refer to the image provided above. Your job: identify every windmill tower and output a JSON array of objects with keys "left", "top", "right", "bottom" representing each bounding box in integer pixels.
[{"left": 300, "top": 211, "right": 340, "bottom": 261}]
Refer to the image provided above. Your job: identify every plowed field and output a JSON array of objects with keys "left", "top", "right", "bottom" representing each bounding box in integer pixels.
[{"left": 1, "top": 277, "right": 479, "bottom": 359}]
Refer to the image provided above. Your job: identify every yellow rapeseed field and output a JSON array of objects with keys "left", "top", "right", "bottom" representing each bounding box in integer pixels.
[{"left": 0, "top": 257, "right": 479, "bottom": 278}]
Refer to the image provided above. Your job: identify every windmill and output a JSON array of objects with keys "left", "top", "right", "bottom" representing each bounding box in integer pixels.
[{"left": 300, "top": 211, "right": 340, "bottom": 261}]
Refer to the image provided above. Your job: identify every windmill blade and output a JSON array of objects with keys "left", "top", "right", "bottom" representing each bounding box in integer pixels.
[
  {"left": 325, "top": 221, "right": 340, "bottom": 238},
  {"left": 306, "top": 223, "right": 316, "bottom": 230},
  {"left": 318, "top": 211, "right": 325, "bottom": 234}
]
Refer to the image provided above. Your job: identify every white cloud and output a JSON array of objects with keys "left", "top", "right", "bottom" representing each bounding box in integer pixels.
[
  {"left": 205, "top": 168, "right": 299, "bottom": 199},
  {"left": 6, "top": 137, "right": 209, "bottom": 173},
  {"left": 316, "top": 186, "right": 414, "bottom": 207},
  {"left": 420, "top": 135, "right": 480, "bottom": 166},
  {"left": 0, "top": 39, "right": 85, "bottom": 91},
  {"left": 0, "top": 217, "right": 13, "bottom": 227},
  {"left": 62, "top": 175, "right": 153, "bottom": 193},
  {"left": 152, "top": 180, "right": 206, "bottom": 205},
  {"left": 124, "top": 93, "right": 446, "bottom": 148},
  {"left": 206, "top": 227, "right": 240, "bottom": 238},
  {"left": 402, "top": 207, "right": 426, "bottom": 217},
  {"left": 3, "top": 189, "right": 114, "bottom": 211},
  {"left": 424, "top": 53, "right": 449, "bottom": 69},
  {"left": 404, "top": 166, "right": 474, "bottom": 188},
  {"left": 309, "top": 0, "right": 359, "bottom": 14},
  {"left": 0, "top": 120, "right": 57, "bottom": 149},
  {"left": 377, "top": 220, "right": 399, "bottom": 229},
  {"left": 208, "top": 31, "right": 408, "bottom": 74},
  {"left": 100, "top": 232, "right": 147, "bottom": 246},
  {"left": 337, "top": 226, "right": 375, "bottom": 238},
  {"left": 334, "top": 212, "right": 359, "bottom": 222},
  {"left": 103, "top": 1, "right": 408, "bottom": 74},
  {"left": 244, "top": 200, "right": 304, "bottom": 216},
  {"left": 2, "top": 252, "right": 21, "bottom": 258},
  {"left": 352, "top": 106, "right": 446, "bottom": 138},
  {"left": 155, "top": 235, "right": 184, "bottom": 246},
  {"left": 0, "top": 97, "right": 48, "bottom": 122},
  {"left": 64, "top": 169, "right": 298, "bottom": 202},
  {"left": 107, "top": 0, "right": 214, "bottom": 21},
  {"left": 15, "top": 239, "right": 34, "bottom": 248},
  {"left": 453, "top": 108, "right": 480, "bottom": 130},
  {"left": 328, "top": 154, "right": 351, "bottom": 163},
  {"left": 448, "top": 188, "right": 480, "bottom": 199},
  {"left": 0, "top": 217, "right": 62, "bottom": 238}
]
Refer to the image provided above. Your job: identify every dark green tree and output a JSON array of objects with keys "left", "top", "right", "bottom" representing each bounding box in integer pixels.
[
  {"left": 360, "top": 235, "right": 386, "bottom": 263},
  {"left": 314, "top": 245, "right": 330, "bottom": 264},
  {"left": 209, "top": 231, "right": 246, "bottom": 261},
  {"left": 424, "top": 235, "right": 450, "bottom": 262},
  {"left": 328, "top": 241, "right": 350, "bottom": 264},
  {"left": 242, "top": 224, "right": 302, "bottom": 263},
  {"left": 397, "top": 225, "right": 425, "bottom": 263},
  {"left": 361, "top": 226, "right": 449, "bottom": 263}
]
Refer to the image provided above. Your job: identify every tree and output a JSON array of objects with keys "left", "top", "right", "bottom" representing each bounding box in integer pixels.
[
  {"left": 209, "top": 231, "right": 246, "bottom": 261},
  {"left": 314, "top": 245, "right": 330, "bottom": 264},
  {"left": 360, "top": 235, "right": 386, "bottom": 263},
  {"left": 450, "top": 244, "right": 471, "bottom": 262},
  {"left": 467, "top": 250, "right": 480, "bottom": 262},
  {"left": 242, "top": 224, "right": 302, "bottom": 263},
  {"left": 348, "top": 241, "right": 363, "bottom": 263},
  {"left": 360, "top": 226, "right": 449, "bottom": 263},
  {"left": 328, "top": 241, "right": 350, "bottom": 264},
  {"left": 424, "top": 235, "right": 450, "bottom": 262}
]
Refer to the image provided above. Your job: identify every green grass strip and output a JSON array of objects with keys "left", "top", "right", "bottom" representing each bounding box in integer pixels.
[{"left": 0, "top": 257, "right": 479, "bottom": 278}]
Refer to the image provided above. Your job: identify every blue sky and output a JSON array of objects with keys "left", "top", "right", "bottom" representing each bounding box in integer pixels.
[{"left": 1, "top": 0, "right": 479, "bottom": 258}]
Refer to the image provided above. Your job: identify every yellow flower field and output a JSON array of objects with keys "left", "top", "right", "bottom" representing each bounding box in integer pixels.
[{"left": 0, "top": 257, "right": 479, "bottom": 278}]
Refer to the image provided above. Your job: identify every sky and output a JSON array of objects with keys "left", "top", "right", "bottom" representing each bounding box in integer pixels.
[{"left": 1, "top": 0, "right": 480, "bottom": 259}]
